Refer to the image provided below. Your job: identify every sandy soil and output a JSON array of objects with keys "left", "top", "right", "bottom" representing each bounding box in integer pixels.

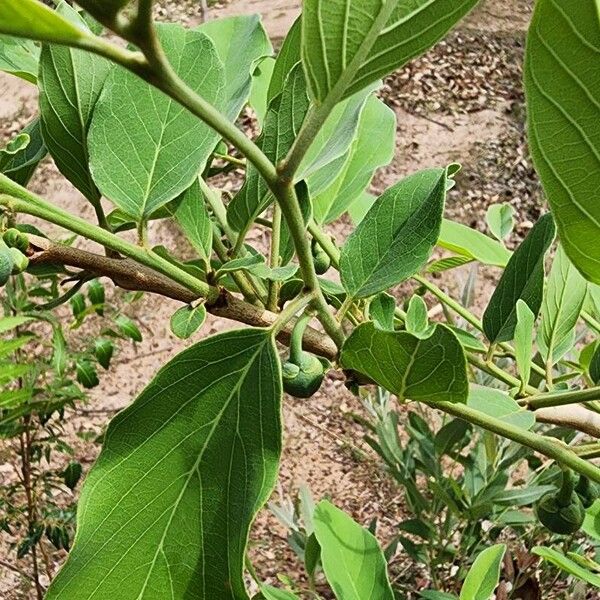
[{"left": 0, "top": 0, "right": 541, "bottom": 597}]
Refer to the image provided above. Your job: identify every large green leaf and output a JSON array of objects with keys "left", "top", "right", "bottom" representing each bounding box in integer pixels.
[
  {"left": 313, "top": 500, "right": 394, "bottom": 600},
  {"left": 227, "top": 63, "right": 309, "bottom": 234},
  {"left": 0, "top": 118, "right": 47, "bottom": 186},
  {"left": 39, "top": 3, "right": 111, "bottom": 203},
  {"left": 532, "top": 546, "right": 600, "bottom": 588},
  {"left": 525, "top": 0, "right": 600, "bottom": 284},
  {"left": 467, "top": 386, "right": 535, "bottom": 431},
  {"left": 88, "top": 24, "right": 225, "bottom": 221},
  {"left": 0, "top": 0, "right": 90, "bottom": 46},
  {"left": 0, "top": 34, "right": 39, "bottom": 83},
  {"left": 302, "top": 0, "right": 478, "bottom": 103},
  {"left": 199, "top": 15, "right": 272, "bottom": 121},
  {"left": 459, "top": 544, "right": 506, "bottom": 600},
  {"left": 514, "top": 300, "right": 535, "bottom": 392},
  {"left": 168, "top": 178, "right": 213, "bottom": 263},
  {"left": 483, "top": 214, "right": 556, "bottom": 344},
  {"left": 341, "top": 322, "right": 468, "bottom": 403},
  {"left": 312, "top": 95, "right": 396, "bottom": 224},
  {"left": 46, "top": 328, "right": 282, "bottom": 600},
  {"left": 538, "top": 245, "right": 588, "bottom": 364},
  {"left": 438, "top": 220, "right": 511, "bottom": 267},
  {"left": 340, "top": 168, "right": 447, "bottom": 299}
]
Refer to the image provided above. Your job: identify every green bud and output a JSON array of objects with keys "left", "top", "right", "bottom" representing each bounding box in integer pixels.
[
  {"left": 3, "top": 228, "right": 29, "bottom": 253},
  {"left": 282, "top": 352, "right": 326, "bottom": 398},
  {"left": 9, "top": 248, "right": 29, "bottom": 274},
  {"left": 536, "top": 470, "right": 585, "bottom": 535},
  {"left": 311, "top": 240, "right": 331, "bottom": 275},
  {"left": 576, "top": 475, "right": 600, "bottom": 509},
  {"left": 0, "top": 240, "right": 14, "bottom": 286}
]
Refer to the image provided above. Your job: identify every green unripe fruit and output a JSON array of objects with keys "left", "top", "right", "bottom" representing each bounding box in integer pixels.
[
  {"left": 535, "top": 470, "right": 585, "bottom": 535},
  {"left": 0, "top": 240, "right": 14, "bottom": 287},
  {"left": 3, "top": 228, "right": 29, "bottom": 253},
  {"left": 9, "top": 248, "right": 29, "bottom": 274},
  {"left": 311, "top": 240, "right": 331, "bottom": 275},
  {"left": 576, "top": 476, "right": 600, "bottom": 509},
  {"left": 281, "top": 311, "right": 328, "bottom": 399},
  {"left": 282, "top": 352, "right": 325, "bottom": 398}
]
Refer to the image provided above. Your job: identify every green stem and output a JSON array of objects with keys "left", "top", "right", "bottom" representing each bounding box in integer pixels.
[
  {"left": 289, "top": 311, "right": 312, "bottom": 363},
  {"left": 521, "top": 386, "right": 600, "bottom": 410},
  {"left": 274, "top": 183, "right": 345, "bottom": 349},
  {"left": 0, "top": 179, "right": 217, "bottom": 303},
  {"left": 433, "top": 401, "right": 600, "bottom": 484},
  {"left": 271, "top": 294, "right": 315, "bottom": 338},
  {"left": 267, "top": 205, "right": 282, "bottom": 312},
  {"left": 197, "top": 178, "right": 236, "bottom": 242},
  {"left": 211, "top": 229, "right": 262, "bottom": 305},
  {"left": 583, "top": 311, "right": 600, "bottom": 335},
  {"left": 308, "top": 220, "right": 340, "bottom": 268}
]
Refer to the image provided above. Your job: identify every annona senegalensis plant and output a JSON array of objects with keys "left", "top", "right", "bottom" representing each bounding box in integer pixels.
[{"left": 0, "top": 0, "right": 600, "bottom": 597}]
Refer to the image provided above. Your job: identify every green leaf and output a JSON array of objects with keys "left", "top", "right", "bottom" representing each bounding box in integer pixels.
[
  {"left": 199, "top": 15, "right": 272, "bottom": 121},
  {"left": 89, "top": 24, "right": 225, "bottom": 221},
  {"left": 369, "top": 293, "right": 396, "bottom": 331},
  {"left": 514, "top": 300, "right": 535, "bottom": 391},
  {"left": 0, "top": 34, "right": 39, "bottom": 83},
  {"left": 486, "top": 203, "right": 514, "bottom": 242},
  {"left": 438, "top": 220, "right": 511, "bottom": 267},
  {"left": 313, "top": 500, "right": 394, "bottom": 600},
  {"left": 538, "top": 245, "right": 588, "bottom": 364},
  {"left": 340, "top": 168, "right": 447, "bottom": 299},
  {"left": 483, "top": 214, "right": 556, "bottom": 344},
  {"left": 524, "top": 0, "right": 600, "bottom": 284},
  {"left": 62, "top": 461, "right": 83, "bottom": 491},
  {"left": 46, "top": 328, "right": 282, "bottom": 600},
  {"left": 532, "top": 546, "right": 600, "bottom": 588},
  {"left": 591, "top": 344, "right": 600, "bottom": 385},
  {"left": 115, "top": 315, "right": 142, "bottom": 342},
  {"left": 312, "top": 95, "right": 395, "bottom": 224},
  {"left": 0, "top": 315, "right": 32, "bottom": 334},
  {"left": 427, "top": 256, "right": 474, "bottom": 274},
  {"left": 467, "top": 386, "right": 535, "bottom": 431},
  {"left": 261, "top": 586, "right": 301, "bottom": 600},
  {"left": 0, "top": 0, "right": 92, "bottom": 46},
  {"left": 249, "top": 57, "right": 275, "bottom": 125},
  {"left": 76, "top": 359, "right": 99, "bottom": 389},
  {"left": 493, "top": 486, "right": 555, "bottom": 507},
  {"left": 168, "top": 179, "right": 213, "bottom": 263},
  {"left": 341, "top": 322, "right": 468, "bottom": 403},
  {"left": 170, "top": 304, "right": 207, "bottom": 340},
  {"left": 268, "top": 18, "right": 301, "bottom": 101},
  {"left": 302, "top": 0, "right": 478, "bottom": 103},
  {"left": 94, "top": 338, "right": 114, "bottom": 370},
  {"left": 459, "top": 544, "right": 506, "bottom": 600},
  {"left": 420, "top": 592, "right": 458, "bottom": 600},
  {"left": 52, "top": 325, "right": 67, "bottom": 377},
  {"left": 38, "top": 3, "right": 111, "bottom": 203},
  {"left": 405, "top": 295, "right": 432, "bottom": 339},
  {"left": 583, "top": 500, "right": 600, "bottom": 540},
  {"left": 227, "top": 63, "right": 309, "bottom": 234},
  {"left": 0, "top": 118, "right": 47, "bottom": 186}
]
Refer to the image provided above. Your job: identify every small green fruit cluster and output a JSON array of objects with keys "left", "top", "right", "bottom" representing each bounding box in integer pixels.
[
  {"left": 535, "top": 470, "right": 598, "bottom": 535},
  {"left": 0, "top": 229, "right": 30, "bottom": 285}
]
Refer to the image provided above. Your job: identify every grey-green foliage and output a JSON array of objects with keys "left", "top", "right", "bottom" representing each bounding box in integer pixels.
[
  {"left": 227, "top": 63, "right": 309, "bottom": 233},
  {"left": 341, "top": 323, "right": 468, "bottom": 403},
  {"left": 0, "top": 34, "right": 39, "bottom": 83},
  {"left": 170, "top": 304, "right": 207, "bottom": 340},
  {"left": 199, "top": 15, "right": 272, "bottom": 121},
  {"left": 39, "top": 2, "right": 111, "bottom": 203},
  {"left": 340, "top": 168, "right": 447, "bottom": 299},
  {"left": 89, "top": 24, "right": 226, "bottom": 221},
  {"left": 169, "top": 179, "right": 213, "bottom": 264},
  {"left": 538, "top": 245, "right": 588, "bottom": 364},
  {"left": 46, "top": 329, "right": 282, "bottom": 600},
  {"left": 525, "top": 0, "right": 600, "bottom": 285},
  {"left": 302, "top": 0, "right": 479, "bottom": 102},
  {"left": 483, "top": 214, "right": 556, "bottom": 344},
  {"left": 313, "top": 500, "right": 394, "bottom": 600},
  {"left": 0, "top": 118, "right": 47, "bottom": 186},
  {"left": 312, "top": 94, "right": 396, "bottom": 224}
]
